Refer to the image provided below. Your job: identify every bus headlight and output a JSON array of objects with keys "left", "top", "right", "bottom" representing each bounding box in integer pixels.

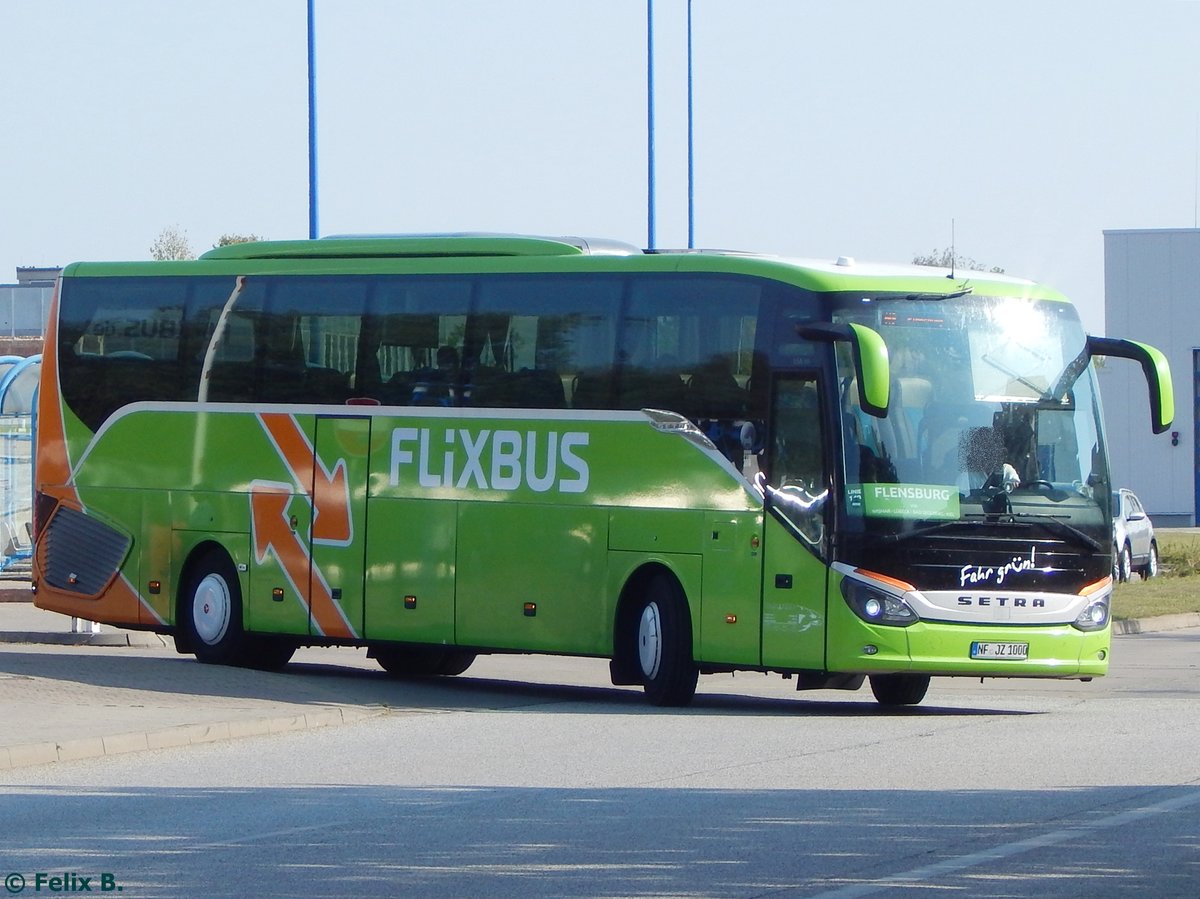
[
  {"left": 1073, "top": 597, "right": 1110, "bottom": 631},
  {"left": 841, "top": 577, "right": 918, "bottom": 627},
  {"left": 1072, "top": 577, "right": 1112, "bottom": 631}
]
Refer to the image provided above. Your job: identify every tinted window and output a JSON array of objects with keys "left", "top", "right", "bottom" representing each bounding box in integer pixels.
[
  {"left": 59, "top": 271, "right": 792, "bottom": 430},
  {"left": 59, "top": 276, "right": 235, "bottom": 430}
]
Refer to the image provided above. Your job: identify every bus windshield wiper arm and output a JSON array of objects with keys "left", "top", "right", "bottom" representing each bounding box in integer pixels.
[
  {"left": 879, "top": 512, "right": 1102, "bottom": 553},
  {"left": 901, "top": 285, "right": 973, "bottom": 302},
  {"left": 1005, "top": 512, "right": 1104, "bottom": 553},
  {"left": 880, "top": 519, "right": 985, "bottom": 543},
  {"left": 981, "top": 353, "right": 1052, "bottom": 401}
]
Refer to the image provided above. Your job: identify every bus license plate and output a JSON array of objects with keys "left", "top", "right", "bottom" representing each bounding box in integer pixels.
[{"left": 970, "top": 641, "right": 1028, "bottom": 661}]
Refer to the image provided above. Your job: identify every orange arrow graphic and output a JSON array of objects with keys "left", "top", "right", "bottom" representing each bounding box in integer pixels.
[
  {"left": 250, "top": 481, "right": 355, "bottom": 639},
  {"left": 258, "top": 412, "right": 352, "bottom": 544}
]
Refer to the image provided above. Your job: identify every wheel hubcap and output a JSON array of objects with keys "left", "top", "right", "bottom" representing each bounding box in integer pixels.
[
  {"left": 193, "top": 573, "right": 231, "bottom": 646},
  {"left": 638, "top": 602, "right": 662, "bottom": 679}
]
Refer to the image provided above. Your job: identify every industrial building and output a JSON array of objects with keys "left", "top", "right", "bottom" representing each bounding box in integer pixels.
[
  {"left": 1102, "top": 229, "right": 1198, "bottom": 526},
  {"left": 0, "top": 267, "right": 57, "bottom": 356}
]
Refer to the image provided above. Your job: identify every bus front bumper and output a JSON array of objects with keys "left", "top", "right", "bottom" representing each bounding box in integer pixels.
[{"left": 827, "top": 618, "right": 1111, "bottom": 679}]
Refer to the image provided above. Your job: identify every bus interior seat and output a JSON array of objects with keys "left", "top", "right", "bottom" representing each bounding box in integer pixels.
[
  {"left": 571, "top": 369, "right": 615, "bottom": 409},
  {"left": 687, "top": 359, "right": 746, "bottom": 420},
  {"left": 471, "top": 368, "right": 565, "bottom": 409},
  {"left": 353, "top": 351, "right": 384, "bottom": 399},
  {"left": 919, "top": 403, "right": 974, "bottom": 483},
  {"left": 305, "top": 366, "right": 350, "bottom": 405},
  {"left": 894, "top": 377, "right": 931, "bottom": 455},
  {"left": 204, "top": 361, "right": 256, "bottom": 403},
  {"left": 619, "top": 366, "right": 687, "bottom": 413}
]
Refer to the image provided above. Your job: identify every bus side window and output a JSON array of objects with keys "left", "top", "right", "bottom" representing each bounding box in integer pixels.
[{"left": 765, "top": 376, "right": 828, "bottom": 552}]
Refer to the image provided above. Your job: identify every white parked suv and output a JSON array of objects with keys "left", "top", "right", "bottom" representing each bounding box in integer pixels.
[{"left": 1112, "top": 488, "right": 1158, "bottom": 582}]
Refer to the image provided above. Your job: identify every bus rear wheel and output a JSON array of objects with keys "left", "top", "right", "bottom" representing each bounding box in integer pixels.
[
  {"left": 372, "top": 645, "right": 476, "bottom": 677},
  {"left": 180, "top": 549, "right": 296, "bottom": 670},
  {"left": 632, "top": 575, "right": 698, "bottom": 707},
  {"left": 182, "top": 549, "right": 247, "bottom": 666},
  {"left": 869, "top": 673, "right": 930, "bottom": 707}
]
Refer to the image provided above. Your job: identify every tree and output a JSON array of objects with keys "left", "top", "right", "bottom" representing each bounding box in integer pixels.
[
  {"left": 913, "top": 248, "right": 1003, "bottom": 274},
  {"left": 214, "top": 233, "right": 264, "bottom": 248},
  {"left": 150, "top": 225, "right": 195, "bottom": 261}
]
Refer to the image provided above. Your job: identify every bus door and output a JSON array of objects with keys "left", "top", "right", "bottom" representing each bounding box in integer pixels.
[
  {"left": 308, "top": 415, "right": 371, "bottom": 640},
  {"left": 760, "top": 373, "right": 831, "bottom": 670}
]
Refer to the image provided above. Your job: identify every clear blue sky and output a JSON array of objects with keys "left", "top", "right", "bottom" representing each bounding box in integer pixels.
[{"left": 4, "top": 1, "right": 1200, "bottom": 332}]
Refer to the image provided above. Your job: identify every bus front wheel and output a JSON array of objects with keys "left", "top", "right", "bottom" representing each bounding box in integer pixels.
[
  {"left": 869, "top": 673, "right": 930, "bottom": 707},
  {"left": 632, "top": 575, "right": 698, "bottom": 707}
]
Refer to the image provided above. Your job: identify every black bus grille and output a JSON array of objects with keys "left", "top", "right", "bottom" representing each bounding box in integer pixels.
[{"left": 41, "top": 506, "right": 132, "bottom": 597}]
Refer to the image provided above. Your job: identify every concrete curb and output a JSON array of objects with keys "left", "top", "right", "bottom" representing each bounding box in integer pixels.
[
  {"left": 1112, "top": 612, "right": 1200, "bottom": 635},
  {"left": 0, "top": 705, "right": 389, "bottom": 771},
  {"left": 0, "top": 631, "right": 169, "bottom": 647}
]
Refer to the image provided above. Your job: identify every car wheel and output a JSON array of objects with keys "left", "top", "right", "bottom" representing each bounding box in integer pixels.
[
  {"left": 1112, "top": 544, "right": 1121, "bottom": 583},
  {"left": 1142, "top": 542, "right": 1159, "bottom": 580},
  {"left": 1119, "top": 543, "right": 1133, "bottom": 583}
]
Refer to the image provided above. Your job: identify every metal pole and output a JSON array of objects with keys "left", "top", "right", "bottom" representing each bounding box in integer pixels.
[
  {"left": 687, "top": 0, "right": 695, "bottom": 248},
  {"left": 647, "top": 0, "right": 656, "bottom": 249},
  {"left": 307, "top": 0, "right": 319, "bottom": 240}
]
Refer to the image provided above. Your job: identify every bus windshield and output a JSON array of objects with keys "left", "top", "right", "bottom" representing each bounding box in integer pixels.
[{"left": 831, "top": 294, "right": 1109, "bottom": 551}]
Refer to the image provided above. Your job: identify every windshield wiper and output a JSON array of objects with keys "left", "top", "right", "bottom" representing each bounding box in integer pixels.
[
  {"left": 1004, "top": 512, "right": 1104, "bottom": 553},
  {"left": 981, "top": 352, "right": 1052, "bottom": 401},
  {"left": 880, "top": 519, "right": 987, "bottom": 543},
  {"left": 878, "top": 512, "right": 1103, "bottom": 553},
  {"left": 902, "top": 285, "right": 974, "bottom": 302}
]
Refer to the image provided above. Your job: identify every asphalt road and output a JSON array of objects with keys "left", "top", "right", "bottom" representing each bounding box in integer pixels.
[{"left": 2, "top": 629, "right": 1198, "bottom": 898}]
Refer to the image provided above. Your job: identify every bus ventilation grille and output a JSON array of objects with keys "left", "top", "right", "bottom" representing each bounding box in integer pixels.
[{"left": 42, "top": 506, "right": 132, "bottom": 596}]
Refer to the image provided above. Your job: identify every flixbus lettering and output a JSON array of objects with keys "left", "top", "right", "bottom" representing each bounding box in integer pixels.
[{"left": 389, "top": 427, "right": 590, "bottom": 493}]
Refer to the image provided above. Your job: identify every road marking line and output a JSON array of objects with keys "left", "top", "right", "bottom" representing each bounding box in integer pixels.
[{"left": 806, "top": 790, "right": 1200, "bottom": 898}]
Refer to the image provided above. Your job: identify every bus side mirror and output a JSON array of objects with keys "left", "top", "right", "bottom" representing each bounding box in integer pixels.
[
  {"left": 799, "top": 322, "right": 890, "bottom": 417},
  {"left": 1086, "top": 335, "right": 1174, "bottom": 434}
]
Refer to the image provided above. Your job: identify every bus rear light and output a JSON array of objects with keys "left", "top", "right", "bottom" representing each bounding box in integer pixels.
[{"left": 33, "top": 491, "right": 58, "bottom": 542}]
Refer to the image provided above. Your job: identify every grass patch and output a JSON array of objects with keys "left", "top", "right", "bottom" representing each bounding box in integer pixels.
[{"left": 1111, "top": 532, "right": 1200, "bottom": 621}]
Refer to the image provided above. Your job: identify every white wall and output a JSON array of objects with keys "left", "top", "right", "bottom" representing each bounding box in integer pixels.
[{"left": 1101, "top": 229, "right": 1199, "bottom": 526}]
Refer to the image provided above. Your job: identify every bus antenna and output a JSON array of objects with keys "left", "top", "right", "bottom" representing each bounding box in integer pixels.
[{"left": 948, "top": 218, "right": 956, "bottom": 280}]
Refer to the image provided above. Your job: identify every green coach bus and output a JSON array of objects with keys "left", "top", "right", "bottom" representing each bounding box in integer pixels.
[{"left": 32, "top": 235, "right": 1173, "bottom": 706}]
